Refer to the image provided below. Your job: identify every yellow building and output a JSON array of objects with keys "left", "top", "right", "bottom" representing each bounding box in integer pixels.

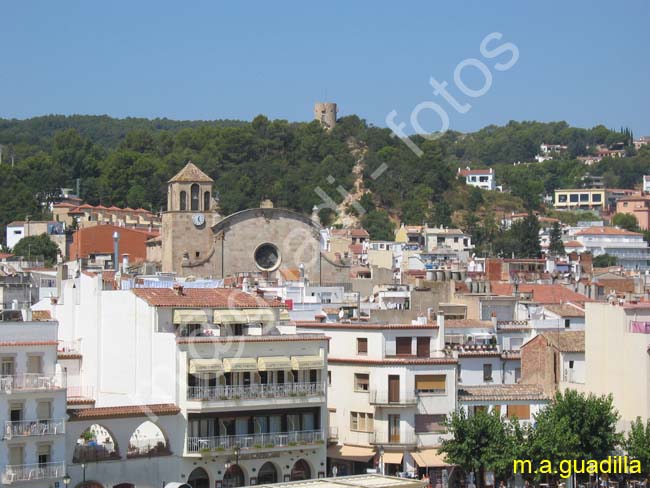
[{"left": 553, "top": 189, "right": 605, "bottom": 210}]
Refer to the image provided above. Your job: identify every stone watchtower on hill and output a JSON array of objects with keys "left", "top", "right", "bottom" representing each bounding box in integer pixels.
[
  {"left": 161, "top": 161, "right": 220, "bottom": 276},
  {"left": 313, "top": 102, "right": 337, "bottom": 129}
]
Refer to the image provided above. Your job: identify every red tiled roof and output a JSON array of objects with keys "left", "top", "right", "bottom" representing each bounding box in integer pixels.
[
  {"left": 0, "top": 341, "right": 58, "bottom": 347},
  {"left": 133, "top": 287, "right": 282, "bottom": 308},
  {"left": 564, "top": 240, "right": 583, "bottom": 248},
  {"left": 69, "top": 224, "right": 156, "bottom": 261},
  {"left": 169, "top": 161, "right": 213, "bottom": 183},
  {"left": 544, "top": 304, "right": 585, "bottom": 318},
  {"left": 67, "top": 404, "right": 180, "bottom": 421},
  {"left": 458, "top": 384, "right": 549, "bottom": 401},
  {"left": 575, "top": 226, "right": 642, "bottom": 237},
  {"left": 459, "top": 168, "right": 492, "bottom": 176},
  {"left": 177, "top": 335, "right": 328, "bottom": 344},
  {"left": 489, "top": 283, "right": 592, "bottom": 304},
  {"left": 0, "top": 253, "right": 13, "bottom": 260},
  {"left": 349, "top": 244, "right": 364, "bottom": 254},
  {"left": 279, "top": 268, "right": 301, "bottom": 281}
]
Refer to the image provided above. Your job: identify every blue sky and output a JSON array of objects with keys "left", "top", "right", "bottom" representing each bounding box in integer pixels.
[{"left": 2, "top": 1, "right": 649, "bottom": 135}]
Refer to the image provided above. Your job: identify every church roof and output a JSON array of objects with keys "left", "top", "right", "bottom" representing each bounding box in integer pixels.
[{"left": 169, "top": 161, "right": 214, "bottom": 183}]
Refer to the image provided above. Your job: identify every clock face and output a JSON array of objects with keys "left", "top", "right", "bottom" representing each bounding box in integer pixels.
[{"left": 192, "top": 213, "right": 205, "bottom": 227}]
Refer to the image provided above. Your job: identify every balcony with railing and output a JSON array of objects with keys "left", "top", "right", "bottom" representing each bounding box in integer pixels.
[
  {"left": 187, "top": 382, "right": 325, "bottom": 402},
  {"left": 370, "top": 430, "right": 417, "bottom": 447},
  {"left": 368, "top": 389, "right": 417, "bottom": 407},
  {"left": 187, "top": 429, "right": 324, "bottom": 454},
  {"left": 2, "top": 462, "right": 65, "bottom": 484},
  {"left": 0, "top": 374, "right": 62, "bottom": 393},
  {"left": 328, "top": 426, "right": 338, "bottom": 441},
  {"left": 58, "top": 339, "right": 81, "bottom": 355},
  {"left": 4, "top": 418, "right": 65, "bottom": 439}
]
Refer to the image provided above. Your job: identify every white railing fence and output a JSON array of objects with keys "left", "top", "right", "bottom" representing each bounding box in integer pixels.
[
  {"left": 187, "top": 429, "right": 323, "bottom": 453},
  {"left": 4, "top": 419, "right": 65, "bottom": 439},
  {"left": 187, "top": 382, "right": 324, "bottom": 401}
]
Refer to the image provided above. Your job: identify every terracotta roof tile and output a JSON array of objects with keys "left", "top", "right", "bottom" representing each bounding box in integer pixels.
[
  {"left": 176, "top": 335, "right": 328, "bottom": 345},
  {"left": 328, "top": 357, "right": 457, "bottom": 365},
  {"left": 0, "top": 341, "right": 58, "bottom": 347},
  {"left": 489, "top": 283, "right": 592, "bottom": 305},
  {"left": 70, "top": 224, "right": 157, "bottom": 261},
  {"left": 539, "top": 330, "right": 585, "bottom": 353},
  {"left": 445, "top": 319, "right": 494, "bottom": 329},
  {"left": 544, "top": 304, "right": 585, "bottom": 318},
  {"left": 575, "top": 226, "right": 642, "bottom": 237},
  {"left": 458, "top": 384, "right": 549, "bottom": 402},
  {"left": 133, "top": 287, "right": 281, "bottom": 308},
  {"left": 295, "top": 322, "right": 439, "bottom": 330},
  {"left": 67, "top": 404, "right": 180, "bottom": 421}
]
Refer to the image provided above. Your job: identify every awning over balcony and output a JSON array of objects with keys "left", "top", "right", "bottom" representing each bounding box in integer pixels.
[
  {"left": 173, "top": 309, "right": 209, "bottom": 324},
  {"left": 223, "top": 357, "right": 258, "bottom": 372},
  {"left": 411, "top": 448, "right": 449, "bottom": 467},
  {"left": 327, "top": 444, "right": 375, "bottom": 463},
  {"left": 258, "top": 356, "right": 292, "bottom": 371},
  {"left": 189, "top": 359, "right": 224, "bottom": 375},
  {"left": 245, "top": 309, "right": 275, "bottom": 323},
  {"left": 291, "top": 355, "right": 324, "bottom": 370},
  {"left": 213, "top": 310, "right": 249, "bottom": 324},
  {"left": 383, "top": 452, "right": 403, "bottom": 464}
]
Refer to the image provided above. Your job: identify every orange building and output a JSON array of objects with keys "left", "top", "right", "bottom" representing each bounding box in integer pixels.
[{"left": 616, "top": 195, "right": 650, "bottom": 230}]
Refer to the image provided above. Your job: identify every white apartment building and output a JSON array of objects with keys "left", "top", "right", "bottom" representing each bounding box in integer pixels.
[
  {"left": 40, "top": 270, "right": 328, "bottom": 488},
  {"left": 296, "top": 316, "right": 455, "bottom": 483},
  {"left": 570, "top": 226, "right": 650, "bottom": 270},
  {"left": 423, "top": 228, "right": 473, "bottom": 254},
  {"left": 585, "top": 302, "right": 650, "bottom": 432},
  {"left": 0, "top": 319, "right": 67, "bottom": 485}
]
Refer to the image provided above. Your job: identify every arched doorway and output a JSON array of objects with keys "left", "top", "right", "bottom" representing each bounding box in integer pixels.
[
  {"left": 290, "top": 459, "right": 311, "bottom": 481},
  {"left": 188, "top": 467, "right": 210, "bottom": 488},
  {"left": 223, "top": 464, "right": 245, "bottom": 488},
  {"left": 258, "top": 462, "right": 279, "bottom": 485},
  {"left": 127, "top": 420, "right": 170, "bottom": 458},
  {"left": 73, "top": 424, "right": 120, "bottom": 463}
]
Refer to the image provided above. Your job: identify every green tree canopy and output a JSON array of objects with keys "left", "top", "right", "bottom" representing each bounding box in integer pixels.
[
  {"left": 12, "top": 234, "right": 59, "bottom": 266},
  {"left": 548, "top": 221, "right": 565, "bottom": 256},
  {"left": 612, "top": 213, "right": 640, "bottom": 232},
  {"left": 624, "top": 417, "right": 650, "bottom": 480},
  {"left": 593, "top": 254, "right": 618, "bottom": 267}
]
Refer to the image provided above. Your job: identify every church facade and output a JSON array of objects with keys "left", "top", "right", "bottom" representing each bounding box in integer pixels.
[{"left": 159, "top": 162, "right": 350, "bottom": 284}]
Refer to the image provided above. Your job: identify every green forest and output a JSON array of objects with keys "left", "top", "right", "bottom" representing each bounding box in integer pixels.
[{"left": 1, "top": 114, "right": 648, "bottom": 248}]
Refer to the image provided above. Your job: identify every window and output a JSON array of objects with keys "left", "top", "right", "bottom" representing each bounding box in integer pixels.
[
  {"left": 27, "top": 355, "right": 42, "bottom": 374},
  {"left": 327, "top": 370, "right": 331, "bottom": 386},
  {"left": 415, "top": 374, "right": 446, "bottom": 394},
  {"left": 483, "top": 363, "right": 493, "bottom": 381},
  {"left": 254, "top": 243, "right": 280, "bottom": 271},
  {"left": 593, "top": 194, "right": 602, "bottom": 203},
  {"left": 204, "top": 191, "right": 211, "bottom": 211},
  {"left": 354, "top": 373, "right": 369, "bottom": 392},
  {"left": 509, "top": 338, "right": 523, "bottom": 350},
  {"left": 395, "top": 337, "right": 411, "bottom": 355},
  {"left": 195, "top": 251, "right": 200, "bottom": 258},
  {"left": 190, "top": 184, "right": 200, "bottom": 211},
  {"left": 580, "top": 194, "right": 589, "bottom": 202},
  {"left": 515, "top": 368, "right": 521, "bottom": 382},
  {"left": 415, "top": 414, "right": 446, "bottom": 433},
  {"left": 416, "top": 337, "right": 430, "bottom": 357},
  {"left": 569, "top": 194, "right": 579, "bottom": 203},
  {"left": 564, "top": 319, "right": 570, "bottom": 328},
  {"left": 350, "top": 412, "right": 374, "bottom": 432},
  {"left": 558, "top": 194, "right": 567, "bottom": 203},
  {"left": 357, "top": 338, "right": 368, "bottom": 355},
  {"left": 1, "top": 357, "right": 15, "bottom": 376},
  {"left": 506, "top": 404, "right": 530, "bottom": 420},
  {"left": 180, "top": 191, "right": 187, "bottom": 211},
  {"left": 38, "top": 444, "right": 51, "bottom": 465},
  {"left": 569, "top": 360, "right": 574, "bottom": 369}
]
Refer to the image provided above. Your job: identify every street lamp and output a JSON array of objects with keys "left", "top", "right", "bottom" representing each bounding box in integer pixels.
[
  {"left": 63, "top": 474, "right": 71, "bottom": 486},
  {"left": 81, "top": 462, "right": 86, "bottom": 485},
  {"left": 233, "top": 445, "right": 241, "bottom": 466},
  {"left": 378, "top": 445, "right": 385, "bottom": 475}
]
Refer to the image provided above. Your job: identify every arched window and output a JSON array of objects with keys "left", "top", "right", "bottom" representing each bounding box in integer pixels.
[
  {"left": 204, "top": 191, "right": 211, "bottom": 211},
  {"left": 127, "top": 421, "right": 170, "bottom": 458},
  {"left": 188, "top": 467, "right": 210, "bottom": 488},
  {"left": 180, "top": 191, "right": 187, "bottom": 211},
  {"left": 258, "top": 462, "right": 279, "bottom": 484},
  {"left": 190, "top": 184, "right": 200, "bottom": 211},
  {"left": 73, "top": 424, "right": 120, "bottom": 463},
  {"left": 290, "top": 459, "right": 311, "bottom": 481},
  {"left": 223, "top": 465, "right": 245, "bottom": 488}
]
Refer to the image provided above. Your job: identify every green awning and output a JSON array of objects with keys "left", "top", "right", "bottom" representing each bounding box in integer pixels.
[{"left": 173, "top": 309, "right": 209, "bottom": 324}]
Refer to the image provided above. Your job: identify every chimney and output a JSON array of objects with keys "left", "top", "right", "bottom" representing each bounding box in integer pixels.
[
  {"left": 122, "top": 254, "right": 130, "bottom": 273},
  {"left": 173, "top": 283, "right": 184, "bottom": 296},
  {"left": 435, "top": 311, "right": 445, "bottom": 352},
  {"left": 112, "top": 231, "right": 120, "bottom": 271}
]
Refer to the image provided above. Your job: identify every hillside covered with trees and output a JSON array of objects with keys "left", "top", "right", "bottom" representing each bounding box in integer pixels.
[{"left": 0, "top": 114, "right": 647, "bottom": 250}]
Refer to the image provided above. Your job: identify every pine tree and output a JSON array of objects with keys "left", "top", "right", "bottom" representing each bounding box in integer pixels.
[{"left": 548, "top": 221, "right": 565, "bottom": 256}]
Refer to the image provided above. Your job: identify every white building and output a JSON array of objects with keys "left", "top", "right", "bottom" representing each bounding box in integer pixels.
[
  {"left": 423, "top": 228, "right": 473, "bottom": 254},
  {"left": 539, "top": 143, "right": 567, "bottom": 155},
  {"left": 643, "top": 175, "right": 650, "bottom": 193},
  {"left": 570, "top": 226, "right": 650, "bottom": 270},
  {"left": 0, "top": 318, "right": 67, "bottom": 485},
  {"left": 296, "top": 317, "right": 455, "bottom": 482},
  {"left": 41, "top": 269, "right": 329, "bottom": 488},
  {"left": 458, "top": 168, "right": 496, "bottom": 191}
]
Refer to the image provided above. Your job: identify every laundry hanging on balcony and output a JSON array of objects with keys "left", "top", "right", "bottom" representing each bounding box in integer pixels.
[
  {"left": 290, "top": 355, "right": 324, "bottom": 370},
  {"left": 173, "top": 309, "right": 209, "bottom": 324},
  {"left": 257, "top": 356, "right": 292, "bottom": 371},
  {"left": 223, "top": 357, "right": 258, "bottom": 372},
  {"left": 189, "top": 359, "right": 224, "bottom": 376}
]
